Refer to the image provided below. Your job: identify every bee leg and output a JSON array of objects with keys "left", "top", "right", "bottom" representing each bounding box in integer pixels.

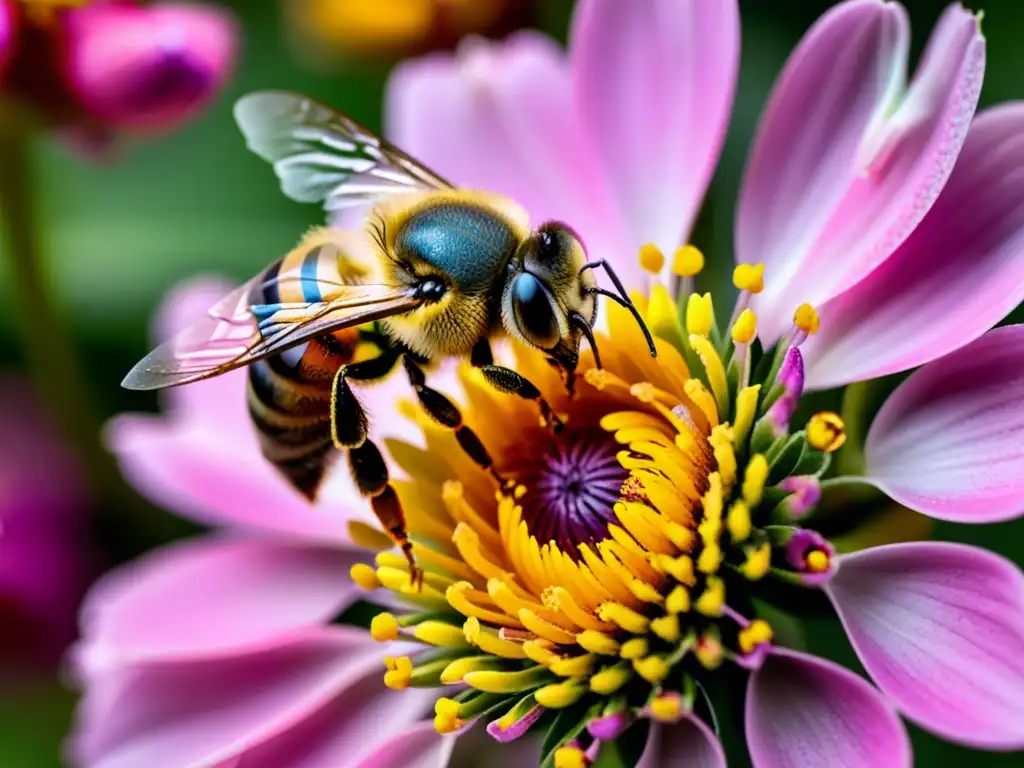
[
  {"left": 469, "top": 339, "right": 565, "bottom": 431},
  {"left": 331, "top": 353, "right": 423, "bottom": 591},
  {"left": 402, "top": 356, "right": 515, "bottom": 492}
]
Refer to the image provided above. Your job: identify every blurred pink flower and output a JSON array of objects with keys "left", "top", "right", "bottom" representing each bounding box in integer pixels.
[
  {"left": 0, "top": 0, "right": 235, "bottom": 145},
  {"left": 0, "top": 374, "right": 92, "bottom": 675},
  {"left": 69, "top": 277, "right": 447, "bottom": 767}
]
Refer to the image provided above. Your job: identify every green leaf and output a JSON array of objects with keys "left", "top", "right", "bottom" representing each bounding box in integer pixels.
[
  {"left": 540, "top": 700, "right": 602, "bottom": 768},
  {"left": 592, "top": 719, "right": 651, "bottom": 768}
]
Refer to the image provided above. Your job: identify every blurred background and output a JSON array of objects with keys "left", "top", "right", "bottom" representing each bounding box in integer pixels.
[{"left": 0, "top": 0, "right": 1021, "bottom": 765}]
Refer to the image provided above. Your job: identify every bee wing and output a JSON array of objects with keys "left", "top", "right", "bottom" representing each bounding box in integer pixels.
[
  {"left": 122, "top": 280, "right": 422, "bottom": 391},
  {"left": 234, "top": 90, "right": 453, "bottom": 212}
]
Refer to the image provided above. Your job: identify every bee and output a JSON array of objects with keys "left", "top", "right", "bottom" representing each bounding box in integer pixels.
[{"left": 122, "top": 91, "right": 656, "bottom": 587}]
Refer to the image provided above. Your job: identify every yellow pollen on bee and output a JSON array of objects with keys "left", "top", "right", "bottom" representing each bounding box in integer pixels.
[
  {"left": 695, "top": 576, "right": 726, "bottom": 617},
  {"left": 370, "top": 612, "right": 400, "bottom": 642},
  {"left": 731, "top": 309, "right": 758, "bottom": 344},
  {"left": 807, "top": 411, "right": 846, "bottom": 453},
  {"left": 742, "top": 454, "right": 769, "bottom": 507},
  {"left": 738, "top": 619, "right": 774, "bottom": 655},
  {"left": 733, "top": 263, "right": 765, "bottom": 294},
  {"left": 633, "top": 654, "right": 671, "bottom": 683},
  {"left": 639, "top": 243, "right": 666, "bottom": 274},
  {"left": 554, "top": 745, "right": 589, "bottom": 768},
  {"left": 620, "top": 637, "right": 649, "bottom": 660},
  {"left": 650, "top": 693, "right": 684, "bottom": 722},
  {"left": 350, "top": 563, "right": 380, "bottom": 591},
  {"left": 794, "top": 303, "right": 820, "bottom": 334},
  {"left": 673, "top": 244, "right": 705, "bottom": 277},
  {"left": 685, "top": 293, "right": 715, "bottom": 337},
  {"left": 383, "top": 655, "right": 414, "bottom": 690},
  {"left": 433, "top": 697, "right": 464, "bottom": 734},
  {"left": 740, "top": 543, "right": 772, "bottom": 581},
  {"left": 806, "top": 549, "right": 831, "bottom": 573},
  {"left": 726, "top": 501, "right": 752, "bottom": 542}
]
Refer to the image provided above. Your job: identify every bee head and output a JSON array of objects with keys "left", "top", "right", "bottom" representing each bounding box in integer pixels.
[{"left": 502, "top": 222, "right": 596, "bottom": 371}]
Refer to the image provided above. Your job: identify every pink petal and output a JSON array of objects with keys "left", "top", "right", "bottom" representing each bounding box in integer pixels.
[
  {"left": 740, "top": 2, "right": 984, "bottom": 343},
  {"left": 826, "top": 543, "right": 1024, "bottom": 749},
  {"left": 351, "top": 722, "right": 457, "bottom": 768},
  {"left": 74, "top": 536, "right": 360, "bottom": 677},
  {"left": 449, "top": 722, "right": 540, "bottom": 768},
  {"left": 70, "top": 627, "right": 394, "bottom": 768},
  {"left": 638, "top": 716, "right": 726, "bottom": 768},
  {"left": 0, "top": 0, "right": 14, "bottom": 72},
  {"left": 863, "top": 325, "right": 1024, "bottom": 523},
  {"left": 570, "top": 0, "right": 739, "bottom": 286},
  {"left": 746, "top": 648, "right": 910, "bottom": 768},
  {"left": 386, "top": 32, "right": 636, "bottom": 288},
  {"left": 66, "top": 1, "right": 236, "bottom": 133},
  {"left": 805, "top": 104, "right": 1024, "bottom": 388}
]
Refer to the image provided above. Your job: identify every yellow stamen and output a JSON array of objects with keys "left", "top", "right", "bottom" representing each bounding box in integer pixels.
[
  {"left": 549, "top": 587, "right": 617, "bottom": 632},
  {"left": 597, "top": 602, "right": 650, "bottom": 635},
  {"left": 639, "top": 243, "right": 666, "bottom": 274},
  {"left": 534, "top": 679, "right": 587, "bottom": 709},
  {"left": 733, "top": 385, "right": 761, "bottom": 448},
  {"left": 577, "top": 630, "right": 621, "bottom": 656},
  {"left": 554, "top": 745, "right": 589, "bottom": 768},
  {"left": 695, "top": 576, "right": 725, "bottom": 617},
  {"left": 523, "top": 639, "right": 558, "bottom": 666},
  {"left": 684, "top": 378, "right": 720, "bottom": 427},
  {"left": 697, "top": 543, "right": 723, "bottom": 575},
  {"left": 806, "top": 549, "right": 831, "bottom": 573},
  {"left": 440, "top": 655, "right": 505, "bottom": 684},
  {"left": 740, "top": 543, "right": 772, "bottom": 581},
  {"left": 651, "top": 613, "right": 681, "bottom": 643},
  {"left": 370, "top": 612, "right": 400, "bottom": 642},
  {"left": 414, "top": 621, "right": 469, "bottom": 647},
  {"left": 708, "top": 424, "right": 737, "bottom": 488},
  {"left": 807, "top": 412, "right": 846, "bottom": 452},
  {"left": 650, "top": 693, "right": 683, "bottom": 722},
  {"left": 446, "top": 581, "right": 521, "bottom": 628},
  {"left": 383, "top": 655, "right": 413, "bottom": 690},
  {"left": 590, "top": 662, "right": 633, "bottom": 694},
  {"left": 689, "top": 335, "right": 729, "bottom": 414},
  {"left": 633, "top": 655, "right": 670, "bottom": 683},
  {"left": 733, "top": 263, "right": 765, "bottom": 294},
  {"left": 347, "top": 520, "right": 394, "bottom": 551},
  {"left": 519, "top": 608, "right": 578, "bottom": 645},
  {"left": 464, "top": 665, "right": 553, "bottom": 693},
  {"left": 794, "top": 303, "right": 820, "bottom": 334},
  {"left": 726, "top": 501, "right": 752, "bottom": 542},
  {"left": 452, "top": 523, "right": 511, "bottom": 583},
  {"left": 742, "top": 454, "right": 769, "bottom": 507},
  {"left": 464, "top": 617, "right": 528, "bottom": 659},
  {"left": 376, "top": 566, "right": 448, "bottom": 603},
  {"left": 549, "top": 653, "right": 596, "bottom": 678},
  {"left": 620, "top": 638, "right": 649, "bottom": 660},
  {"left": 673, "top": 244, "right": 705, "bottom": 277},
  {"left": 685, "top": 293, "right": 715, "bottom": 337},
  {"left": 349, "top": 563, "right": 380, "bottom": 591},
  {"left": 433, "top": 697, "right": 464, "bottom": 734},
  {"left": 695, "top": 634, "right": 724, "bottom": 670},
  {"left": 666, "top": 585, "right": 691, "bottom": 614},
  {"left": 731, "top": 309, "right": 758, "bottom": 344},
  {"left": 738, "top": 619, "right": 774, "bottom": 654},
  {"left": 654, "top": 555, "right": 696, "bottom": 586}
]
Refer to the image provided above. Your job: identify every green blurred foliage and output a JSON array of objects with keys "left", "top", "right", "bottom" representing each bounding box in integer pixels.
[{"left": 0, "top": 0, "right": 1022, "bottom": 765}]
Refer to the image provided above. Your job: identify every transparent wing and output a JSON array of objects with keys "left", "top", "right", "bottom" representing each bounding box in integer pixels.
[
  {"left": 122, "top": 279, "right": 422, "bottom": 391},
  {"left": 234, "top": 90, "right": 453, "bottom": 212}
]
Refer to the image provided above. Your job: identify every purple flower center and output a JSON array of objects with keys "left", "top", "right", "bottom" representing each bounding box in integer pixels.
[{"left": 510, "top": 428, "right": 627, "bottom": 556}]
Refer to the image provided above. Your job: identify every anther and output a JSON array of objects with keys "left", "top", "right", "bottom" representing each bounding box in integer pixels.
[
  {"left": 694, "top": 576, "right": 725, "bottom": 616},
  {"left": 554, "top": 744, "right": 590, "bottom": 768},
  {"left": 806, "top": 549, "right": 831, "bottom": 573},
  {"left": 633, "top": 655, "right": 670, "bottom": 683},
  {"left": 370, "top": 612, "right": 400, "bottom": 642},
  {"left": 350, "top": 562, "right": 380, "bottom": 591},
  {"left": 742, "top": 454, "right": 769, "bottom": 507},
  {"left": 731, "top": 309, "right": 758, "bottom": 344},
  {"left": 685, "top": 293, "right": 714, "bottom": 337},
  {"left": 383, "top": 655, "right": 414, "bottom": 690},
  {"left": 649, "top": 691, "right": 684, "bottom": 722},
  {"left": 695, "top": 633, "right": 724, "bottom": 670},
  {"left": 433, "top": 697, "right": 464, "bottom": 734},
  {"left": 740, "top": 543, "right": 772, "bottom": 581},
  {"left": 620, "top": 637, "right": 649, "bottom": 660},
  {"left": 807, "top": 411, "right": 846, "bottom": 453},
  {"left": 793, "top": 303, "right": 820, "bottom": 334},
  {"left": 673, "top": 245, "right": 705, "bottom": 277},
  {"left": 733, "top": 263, "right": 765, "bottom": 294},
  {"left": 639, "top": 243, "right": 666, "bottom": 274},
  {"left": 738, "top": 619, "right": 774, "bottom": 655}
]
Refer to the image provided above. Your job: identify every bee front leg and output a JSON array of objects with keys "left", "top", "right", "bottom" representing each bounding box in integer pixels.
[
  {"left": 470, "top": 340, "right": 565, "bottom": 433},
  {"left": 402, "top": 355, "right": 515, "bottom": 492},
  {"left": 331, "top": 351, "right": 423, "bottom": 591}
]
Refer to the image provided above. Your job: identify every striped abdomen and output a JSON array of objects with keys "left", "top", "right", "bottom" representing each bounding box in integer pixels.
[{"left": 245, "top": 236, "right": 366, "bottom": 498}]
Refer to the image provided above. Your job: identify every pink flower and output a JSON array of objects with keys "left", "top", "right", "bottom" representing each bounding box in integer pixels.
[
  {"left": 71, "top": 0, "right": 1024, "bottom": 766},
  {"left": 0, "top": 375, "right": 92, "bottom": 675},
  {"left": 0, "top": 0, "right": 236, "bottom": 146}
]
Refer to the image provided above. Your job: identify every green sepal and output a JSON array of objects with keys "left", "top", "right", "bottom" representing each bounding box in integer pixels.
[
  {"left": 766, "top": 433, "right": 806, "bottom": 483},
  {"left": 791, "top": 447, "right": 831, "bottom": 478}
]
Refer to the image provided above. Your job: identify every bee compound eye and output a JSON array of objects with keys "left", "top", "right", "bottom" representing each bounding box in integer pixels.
[{"left": 512, "top": 273, "right": 560, "bottom": 350}]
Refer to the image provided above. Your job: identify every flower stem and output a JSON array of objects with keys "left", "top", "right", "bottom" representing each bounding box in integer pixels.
[
  {"left": 0, "top": 124, "right": 175, "bottom": 548},
  {"left": 835, "top": 380, "right": 871, "bottom": 476}
]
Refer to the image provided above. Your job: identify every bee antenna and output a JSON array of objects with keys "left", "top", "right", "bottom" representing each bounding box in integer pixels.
[
  {"left": 580, "top": 259, "right": 657, "bottom": 358},
  {"left": 570, "top": 312, "right": 602, "bottom": 370}
]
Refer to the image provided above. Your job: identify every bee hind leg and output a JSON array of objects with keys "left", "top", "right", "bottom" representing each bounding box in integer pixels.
[
  {"left": 331, "top": 352, "right": 423, "bottom": 591},
  {"left": 470, "top": 340, "right": 565, "bottom": 433},
  {"left": 402, "top": 355, "right": 515, "bottom": 492}
]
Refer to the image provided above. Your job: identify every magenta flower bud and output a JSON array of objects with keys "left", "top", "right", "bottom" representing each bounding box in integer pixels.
[
  {"left": 486, "top": 703, "right": 543, "bottom": 743},
  {"left": 777, "top": 475, "right": 822, "bottom": 520},
  {"left": 767, "top": 347, "right": 805, "bottom": 433},
  {"left": 0, "top": 0, "right": 13, "bottom": 74},
  {"left": 784, "top": 529, "right": 836, "bottom": 586},
  {"left": 587, "top": 710, "right": 630, "bottom": 741},
  {"left": 65, "top": 2, "right": 236, "bottom": 134}
]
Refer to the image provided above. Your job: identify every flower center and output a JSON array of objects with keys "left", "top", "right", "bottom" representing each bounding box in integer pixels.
[{"left": 508, "top": 428, "right": 627, "bottom": 556}]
